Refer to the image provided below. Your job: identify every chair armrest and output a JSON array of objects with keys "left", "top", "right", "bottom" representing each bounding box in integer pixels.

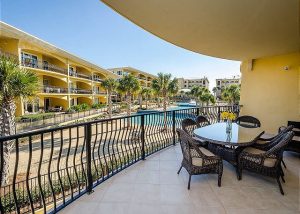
[
  {"left": 259, "top": 133, "right": 276, "bottom": 141},
  {"left": 189, "top": 138, "right": 215, "bottom": 159}
]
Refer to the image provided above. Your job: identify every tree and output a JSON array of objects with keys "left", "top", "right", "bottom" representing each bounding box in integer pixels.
[
  {"left": 101, "top": 78, "right": 118, "bottom": 118},
  {"left": 212, "top": 87, "right": 218, "bottom": 97},
  {"left": 167, "top": 78, "right": 179, "bottom": 104},
  {"left": 117, "top": 74, "right": 140, "bottom": 126},
  {"left": 200, "top": 91, "right": 216, "bottom": 106},
  {"left": 151, "top": 73, "right": 178, "bottom": 129},
  {"left": 151, "top": 78, "right": 161, "bottom": 108},
  {"left": 141, "top": 88, "right": 152, "bottom": 109},
  {"left": 0, "top": 55, "right": 39, "bottom": 185},
  {"left": 190, "top": 86, "right": 209, "bottom": 106},
  {"left": 221, "top": 84, "right": 240, "bottom": 105}
]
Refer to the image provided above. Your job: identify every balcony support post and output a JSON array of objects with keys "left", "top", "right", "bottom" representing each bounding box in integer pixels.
[
  {"left": 141, "top": 114, "right": 146, "bottom": 160},
  {"left": 172, "top": 110, "right": 176, "bottom": 146},
  {"left": 85, "top": 123, "right": 94, "bottom": 194}
]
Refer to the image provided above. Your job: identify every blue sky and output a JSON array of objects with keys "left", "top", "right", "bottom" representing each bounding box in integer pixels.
[{"left": 1, "top": 0, "right": 240, "bottom": 89}]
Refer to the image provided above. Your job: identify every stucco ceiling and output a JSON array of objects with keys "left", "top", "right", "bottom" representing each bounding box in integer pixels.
[{"left": 101, "top": 0, "right": 300, "bottom": 61}]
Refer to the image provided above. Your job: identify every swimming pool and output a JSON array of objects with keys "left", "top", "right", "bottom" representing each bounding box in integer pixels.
[{"left": 133, "top": 106, "right": 197, "bottom": 126}]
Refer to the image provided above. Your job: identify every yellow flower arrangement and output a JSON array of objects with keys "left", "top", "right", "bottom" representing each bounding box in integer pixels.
[{"left": 221, "top": 111, "right": 236, "bottom": 121}]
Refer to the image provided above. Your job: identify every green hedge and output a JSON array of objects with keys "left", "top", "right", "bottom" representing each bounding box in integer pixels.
[{"left": 16, "top": 113, "right": 55, "bottom": 122}]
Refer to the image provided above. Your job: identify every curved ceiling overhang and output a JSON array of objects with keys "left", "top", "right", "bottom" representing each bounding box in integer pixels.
[{"left": 101, "top": 0, "right": 300, "bottom": 61}]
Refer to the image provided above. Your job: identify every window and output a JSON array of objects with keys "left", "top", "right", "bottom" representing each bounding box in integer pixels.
[
  {"left": 43, "top": 79, "right": 49, "bottom": 86},
  {"left": 21, "top": 52, "right": 38, "bottom": 68},
  {"left": 43, "top": 61, "right": 49, "bottom": 70}
]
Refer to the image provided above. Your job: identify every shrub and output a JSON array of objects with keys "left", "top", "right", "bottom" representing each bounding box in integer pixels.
[
  {"left": 17, "top": 113, "right": 55, "bottom": 122},
  {"left": 91, "top": 103, "right": 106, "bottom": 109},
  {"left": 67, "top": 103, "right": 91, "bottom": 112}
]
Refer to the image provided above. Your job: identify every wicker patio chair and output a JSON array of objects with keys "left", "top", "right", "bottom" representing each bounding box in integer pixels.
[
  {"left": 253, "top": 125, "right": 294, "bottom": 151},
  {"left": 176, "top": 128, "right": 223, "bottom": 189},
  {"left": 253, "top": 125, "right": 294, "bottom": 169},
  {"left": 182, "top": 118, "right": 198, "bottom": 136},
  {"left": 238, "top": 131, "right": 294, "bottom": 195},
  {"left": 235, "top": 115, "right": 261, "bottom": 128},
  {"left": 182, "top": 118, "right": 207, "bottom": 146},
  {"left": 195, "top": 115, "right": 210, "bottom": 127}
]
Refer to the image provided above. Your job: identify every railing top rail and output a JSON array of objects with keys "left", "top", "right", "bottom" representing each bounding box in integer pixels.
[{"left": 1, "top": 105, "right": 240, "bottom": 142}]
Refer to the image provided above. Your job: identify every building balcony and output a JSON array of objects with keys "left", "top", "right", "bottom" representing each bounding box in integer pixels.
[
  {"left": 61, "top": 145, "right": 299, "bottom": 214},
  {"left": 70, "top": 88, "right": 93, "bottom": 94},
  {"left": 93, "top": 90, "right": 107, "bottom": 95},
  {"left": 1, "top": 106, "right": 299, "bottom": 214},
  {"left": 69, "top": 70, "right": 92, "bottom": 81},
  {"left": 93, "top": 77, "right": 103, "bottom": 83},
  {"left": 42, "top": 85, "right": 68, "bottom": 94},
  {"left": 21, "top": 58, "right": 68, "bottom": 75}
]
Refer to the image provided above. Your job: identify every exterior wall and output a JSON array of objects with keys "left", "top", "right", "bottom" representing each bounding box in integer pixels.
[
  {"left": 215, "top": 77, "right": 240, "bottom": 98},
  {"left": 240, "top": 52, "right": 300, "bottom": 133},
  {"left": 0, "top": 34, "right": 112, "bottom": 116},
  {"left": 178, "top": 77, "right": 209, "bottom": 90},
  {"left": 109, "top": 67, "right": 156, "bottom": 88}
]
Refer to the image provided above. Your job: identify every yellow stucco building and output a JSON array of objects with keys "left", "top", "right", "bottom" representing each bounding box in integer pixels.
[
  {"left": 108, "top": 67, "right": 156, "bottom": 88},
  {"left": 0, "top": 21, "right": 118, "bottom": 116}
]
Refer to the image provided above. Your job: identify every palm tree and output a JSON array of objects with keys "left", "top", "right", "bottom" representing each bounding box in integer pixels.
[
  {"left": 141, "top": 88, "right": 152, "bottom": 109},
  {"left": 200, "top": 91, "right": 216, "bottom": 106},
  {"left": 151, "top": 73, "right": 178, "bottom": 129},
  {"left": 191, "top": 86, "right": 209, "bottom": 106},
  {"left": 212, "top": 87, "right": 218, "bottom": 97},
  {"left": 101, "top": 78, "right": 118, "bottom": 118},
  {"left": 167, "top": 78, "right": 179, "bottom": 104},
  {"left": 151, "top": 78, "right": 161, "bottom": 108},
  {"left": 117, "top": 74, "right": 140, "bottom": 126},
  {"left": 222, "top": 84, "right": 240, "bottom": 105},
  {"left": 0, "top": 55, "right": 39, "bottom": 185}
]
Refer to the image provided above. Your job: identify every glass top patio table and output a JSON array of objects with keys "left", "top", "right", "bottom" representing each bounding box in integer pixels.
[{"left": 193, "top": 122, "right": 265, "bottom": 146}]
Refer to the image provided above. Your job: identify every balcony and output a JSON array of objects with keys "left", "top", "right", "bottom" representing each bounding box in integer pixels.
[
  {"left": 61, "top": 145, "right": 299, "bottom": 214},
  {"left": 93, "top": 77, "right": 103, "bottom": 83},
  {"left": 70, "top": 88, "right": 93, "bottom": 94},
  {"left": 94, "top": 90, "right": 107, "bottom": 95},
  {"left": 1, "top": 106, "right": 299, "bottom": 214},
  {"left": 42, "top": 85, "right": 68, "bottom": 94},
  {"left": 69, "top": 70, "right": 92, "bottom": 81},
  {"left": 21, "top": 58, "right": 68, "bottom": 75}
]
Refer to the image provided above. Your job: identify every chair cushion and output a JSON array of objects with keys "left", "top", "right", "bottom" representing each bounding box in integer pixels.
[
  {"left": 243, "top": 147, "right": 276, "bottom": 167},
  {"left": 255, "top": 140, "right": 268, "bottom": 145},
  {"left": 191, "top": 147, "right": 215, "bottom": 166},
  {"left": 260, "top": 133, "right": 275, "bottom": 140}
]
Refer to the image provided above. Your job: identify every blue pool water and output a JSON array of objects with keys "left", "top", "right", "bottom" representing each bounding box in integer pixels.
[{"left": 132, "top": 106, "right": 196, "bottom": 126}]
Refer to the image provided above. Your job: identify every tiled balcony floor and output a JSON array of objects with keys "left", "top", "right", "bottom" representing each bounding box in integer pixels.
[{"left": 61, "top": 145, "right": 300, "bottom": 214}]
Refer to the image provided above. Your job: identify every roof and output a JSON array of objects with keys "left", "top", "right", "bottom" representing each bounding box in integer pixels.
[
  {"left": 108, "top": 66, "right": 157, "bottom": 78},
  {"left": 101, "top": 0, "right": 299, "bottom": 61},
  {"left": 0, "top": 21, "right": 118, "bottom": 78}
]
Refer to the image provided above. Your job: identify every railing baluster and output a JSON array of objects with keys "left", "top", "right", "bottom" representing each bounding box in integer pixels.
[
  {"left": 26, "top": 136, "right": 34, "bottom": 213},
  {"left": 172, "top": 111, "right": 176, "bottom": 145},
  {"left": 37, "top": 134, "right": 46, "bottom": 214},
  {"left": 85, "top": 124, "right": 93, "bottom": 194},
  {"left": 0, "top": 139, "right": 4, "bottom": 214},
  {"left": 12, "top": 138, "right": 20, "bottom": 214},
  {"left": 141, "top": 114, "right": 145, "bottom": 160}
]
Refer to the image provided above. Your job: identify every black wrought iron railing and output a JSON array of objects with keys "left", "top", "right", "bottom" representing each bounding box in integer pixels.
[
  {"left": 21, "top": 58, "right": 68, "bottom": 76},
  {"left": 69, "top": 71, "right": 92, "bottom": 81},
  {"left": 16, "top": 105, "right": 123, "bottom": 132},
  {"left": 70, "top": 88, "right": 92, "bottom": 94},
  {"left": 0, "top": 106, "right": 239, "bottom": 214},
  {"left": 42, "top": 86, "right": 68, "bottom": 94}
]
